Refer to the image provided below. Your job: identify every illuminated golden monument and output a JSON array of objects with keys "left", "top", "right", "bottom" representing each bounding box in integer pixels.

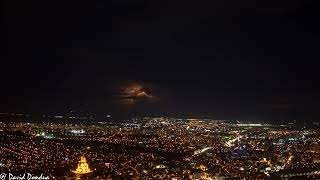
[{"left": 73, "top": 155, "right": 93, "bottom": 175}]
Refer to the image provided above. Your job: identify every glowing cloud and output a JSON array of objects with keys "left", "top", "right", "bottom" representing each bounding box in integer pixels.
[{"left": 114, "top": 83, "right": 157, "bottom": 105}]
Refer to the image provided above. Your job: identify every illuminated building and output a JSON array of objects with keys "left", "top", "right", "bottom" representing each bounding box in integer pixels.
[{"left": 72, "top": 155, "right": 93, "bottom": 175}]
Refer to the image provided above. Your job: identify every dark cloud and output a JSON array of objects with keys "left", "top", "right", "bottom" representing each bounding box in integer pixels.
[{"left": 113, "top": 83, "right": 158, "bottom": 105}]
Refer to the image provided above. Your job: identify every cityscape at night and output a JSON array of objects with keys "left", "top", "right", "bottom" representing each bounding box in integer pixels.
[
  {"left": 4, "top": 0, "right": 320, "bottom": 179},
  {"left": 1, "top": 115, "right": 320, "bottom": 179}
]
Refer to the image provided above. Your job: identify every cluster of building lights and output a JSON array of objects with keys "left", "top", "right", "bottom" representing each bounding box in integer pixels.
[{"left": 0, "top": 118, "right": 320, "bottom": 179}]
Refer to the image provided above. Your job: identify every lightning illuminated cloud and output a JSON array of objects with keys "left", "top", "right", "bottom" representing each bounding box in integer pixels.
[{"left": 114, "top": 83, "right": 156, "bottom": 105}]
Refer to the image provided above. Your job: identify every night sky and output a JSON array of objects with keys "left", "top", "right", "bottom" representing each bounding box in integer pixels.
[{"left": 4, "top": 0, "right": 320, "bottom": 121}]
